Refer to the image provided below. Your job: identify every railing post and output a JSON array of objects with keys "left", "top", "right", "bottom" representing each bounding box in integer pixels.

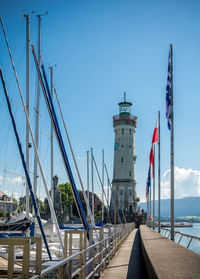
[
  {"left": 114, "top": 225, "right": 117, "bottom": 254},
  {"left": 69, "top": 232, "right": 72, "bottom": 279},
  {"left": 83, "top": 230, "right": 87, "bottom": 279},
  {"left": 187, "top": 237, "right": 193, "bottom": 248},
  {"left": 99, "top": 227, "right": 104, "bottom": 272},
  {"left": 89, "top": 229, "right": 94, "bottom": 279},
  {"left": 8, "top": 244, "right": 14, "bottom": 279},
  {"left": 32, "top": 237, "right": 42, "bottom": 275},
  {"left": 92, "top": 229, "right": 95, "bottom": 279},
  {"left": 22, "top": 239, "right": 30, "bottom": 278},
  {"left": 58, "top": 266, "right": 63, "bottom": 279},
  {"left": 108, "top": 225, "right": 111, "bottom": 262},
  {"left": 178, "top": 234, "right": 183, "bottom": 244},
  {"left": 79, "top": 231, "right": 83, "bottom": 278},
  {"left": 64, "top": 230, "right": 68, "bottom": 258}
]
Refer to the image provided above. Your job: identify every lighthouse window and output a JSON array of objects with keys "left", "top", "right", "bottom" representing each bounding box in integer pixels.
[
  {"left": 122, "top": 129, "right": 124, "bottom": 135},
  {"left": 129, "top": 129, "right": 131, "bottom": 135},
  {"left": 129, "top": 190, "right": 132, "bottom": 196},
  {"left": 129, "top": 171, "right": 131, "bottom": 176},
  {"left": 120, "top": 190, "right": 123, "bottom": 196},
  {"left": 121, "top": 145, "right": 124, "bottom": 148},
  {"left": 121, "top": 157, "right": 123, "bottom": 163}
]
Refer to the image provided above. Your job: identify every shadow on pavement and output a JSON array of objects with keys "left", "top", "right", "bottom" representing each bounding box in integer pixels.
[{"left": 126, "top": 229, "right": 149, "bottom": 279}]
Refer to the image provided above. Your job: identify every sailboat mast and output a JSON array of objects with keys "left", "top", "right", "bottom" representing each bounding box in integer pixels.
[
  {"left": 102, "top": 149, "right": 104, "bottom": 222},
  {"left": 91, "top": 147, "right": 94, "bottom": 217},
  {"left": 33, "top": 14, "right": 41, "bottom": 196},
  {"left": 49, "top": 66, "right": 54, "bottom": 217},
  {"left": 87, "top": 150, "right": 89, "bottom": 217},
  {"left": 24, "top": 14, "right": 30, "bottom": 218}
]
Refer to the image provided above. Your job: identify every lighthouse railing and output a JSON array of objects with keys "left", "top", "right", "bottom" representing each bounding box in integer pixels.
[{"left": 113, "top": 115, "right": 137, "bottom": 122}]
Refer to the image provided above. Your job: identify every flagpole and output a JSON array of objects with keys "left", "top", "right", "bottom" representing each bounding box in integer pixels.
[
  {"left": 147, "top": 194, "right": 148, "bottom": 225},
  {"left": 149, "top": 178, "right": 151, "bottom": 226},
  {"left": 158, "top": 110, "right": 161, "bottom": 233},
  {"left": 146, "top": 183, "right": 149, "bottom": 225},
  {"left": 170, "top": 44, "right": 174, "bottom": 241},
  {"left": 153, "top": 145, "right": 155, "bottom": 229},
  {"left": 146, "top": 194, "right": 148, "bottom": 225},
  {"left": 146, "top": 174, "right": 149, "bottom": 226}
]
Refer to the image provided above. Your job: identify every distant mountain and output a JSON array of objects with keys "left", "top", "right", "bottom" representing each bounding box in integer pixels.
[{"left": 140, "top": 196, "right": 200, "bottom": 217}]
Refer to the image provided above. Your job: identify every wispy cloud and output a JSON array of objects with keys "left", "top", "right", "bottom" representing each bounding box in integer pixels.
[
  {"left": 7, "top": 176, "right": 23, "bottom": 184},
  {"left": 161, "top": 166, "right": 200, "bottom": 199}
]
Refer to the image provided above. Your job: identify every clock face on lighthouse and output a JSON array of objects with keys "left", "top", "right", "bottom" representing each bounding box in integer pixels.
[
  {"left": 120, "top": 105, "right": 130, "bottom": 114},
  {"left": 114, "top": 143, "right": 119, "bottom": 151}
]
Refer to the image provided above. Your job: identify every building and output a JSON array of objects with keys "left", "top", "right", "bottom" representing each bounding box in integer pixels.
[
  {"left": 111, "top": 94, "right": 139, "bottom": 214},
  {"left": 78, "top": 191, "right": 102, "bottom": 214},
  {"left": 0, "top": 191, "right": 14, "bottom": 213}
]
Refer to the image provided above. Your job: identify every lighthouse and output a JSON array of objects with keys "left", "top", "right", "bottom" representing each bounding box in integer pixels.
[{"left": 111, "top": 93, "right": 138, "bottom": 216}]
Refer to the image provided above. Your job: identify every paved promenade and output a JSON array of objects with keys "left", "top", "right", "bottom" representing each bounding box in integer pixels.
[{"left": 100, "top": 228, "right": 148, "bottom": 279}]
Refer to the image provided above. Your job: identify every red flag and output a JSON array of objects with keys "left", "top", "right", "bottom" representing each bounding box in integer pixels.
[
  {"left": 152, "top": 118, "right": 159, "bottom": 144},
  {"left": 149, "top": 145, "right": 155, "bottom": 178},
  {"left": 150, "top": 145, "right": 154, "bottom": 165}
]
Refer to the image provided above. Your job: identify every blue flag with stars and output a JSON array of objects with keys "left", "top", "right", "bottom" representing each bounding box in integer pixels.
[
  {"left": 166, "top": 48, "right": 172, "bottom": 130},
  {"left": 146, "top": 166, "right": 151, "bottom": 198}
]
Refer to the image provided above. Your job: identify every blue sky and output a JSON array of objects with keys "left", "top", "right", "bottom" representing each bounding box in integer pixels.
[{"left": 0, "top": 0, "right": 200, "bottom": 205}]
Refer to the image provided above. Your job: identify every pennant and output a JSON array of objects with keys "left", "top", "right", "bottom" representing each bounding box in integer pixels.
[
  {"left": 150, "top": 145, "right": 154, "bottom": 166},
  {"left": 166, "top": 47, "right": 172, "bottom": 130},
  {"left": 149, "top": 145, "right": 155, "bottom": 178}
]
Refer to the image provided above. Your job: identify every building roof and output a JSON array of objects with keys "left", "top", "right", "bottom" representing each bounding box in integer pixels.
[{"left": 0, "top": 191, "right": 12, "bottom": 201}]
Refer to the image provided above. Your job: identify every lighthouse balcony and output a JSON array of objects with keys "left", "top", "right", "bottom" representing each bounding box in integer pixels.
[
  {"left": 113, "top": 114, "right": 137, "bottom": 127},
  {"left": 112, "top": 178, "right": 136, "bottom": 184}
]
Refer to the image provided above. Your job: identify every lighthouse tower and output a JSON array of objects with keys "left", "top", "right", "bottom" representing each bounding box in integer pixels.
[{"left": 111, "top": 93, "right": 138, "bottom": 215}]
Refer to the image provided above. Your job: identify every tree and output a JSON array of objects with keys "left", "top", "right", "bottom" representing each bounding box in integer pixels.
[
  {"left": 19, "top": 196, "right": 26, "bottom": 212},
  {"left": 12, "top": 198, "right": 18, "bottom": 212},
  {"left": 58, "top": 183, "right": 74, "bottom": 214}
]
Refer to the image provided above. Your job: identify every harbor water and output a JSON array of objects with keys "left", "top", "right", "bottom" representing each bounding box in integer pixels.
[
  {"left": 174, "top": 223, "right": 200, "bottom": 255},
  {"left": 156, "top": 223, "right": 200, "bottom": 255}
]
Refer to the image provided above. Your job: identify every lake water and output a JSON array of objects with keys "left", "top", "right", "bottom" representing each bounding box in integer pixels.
[{"left": 162, "top": 223, "right": 200, "bottom": 255}]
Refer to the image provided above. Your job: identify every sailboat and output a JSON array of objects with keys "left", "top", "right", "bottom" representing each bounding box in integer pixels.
[{"left": 0, "top": 12, "right": 92, "bottom": 254}]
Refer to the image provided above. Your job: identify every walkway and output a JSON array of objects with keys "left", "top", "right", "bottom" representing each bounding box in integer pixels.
[{"left": 100, "top": 229, "right": 148, "bottom": 279}]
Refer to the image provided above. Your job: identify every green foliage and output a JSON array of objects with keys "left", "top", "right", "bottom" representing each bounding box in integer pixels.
[
  {"left": 17, "top": 195, "right": 48, "bottom": 217},
  {"left": 58, "top": 183, "right": 74, "bottom": 212},
  {"left": 19, "top": 196, "right": 26, "bottom": 212},
  {"left": 94, "top": 210, "right": 102, "bottom": 222},
  {"left": 12, "top": 198, "right": 18, "bottom": 212},
  {"left": 0, "top": 210, "right": 4, "bottom": 217}
]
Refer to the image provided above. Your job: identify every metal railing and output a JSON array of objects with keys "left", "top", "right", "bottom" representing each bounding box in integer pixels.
[
  {"left": 160, "top": 228, "right": 200, "bottom": 249},
  {"left": 113, "top": 115, "right": 137, "bottom": 122},
  {"left": 0, "top": 222, "right": 134, "bottom": 278},
  {"left": 30, "top": 222, "right": 135, "bottom": 279}
]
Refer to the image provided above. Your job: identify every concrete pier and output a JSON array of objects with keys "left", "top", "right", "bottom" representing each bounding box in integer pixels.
[{"left": 140, "top": 225, "right": 200, "bottom": 279}]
